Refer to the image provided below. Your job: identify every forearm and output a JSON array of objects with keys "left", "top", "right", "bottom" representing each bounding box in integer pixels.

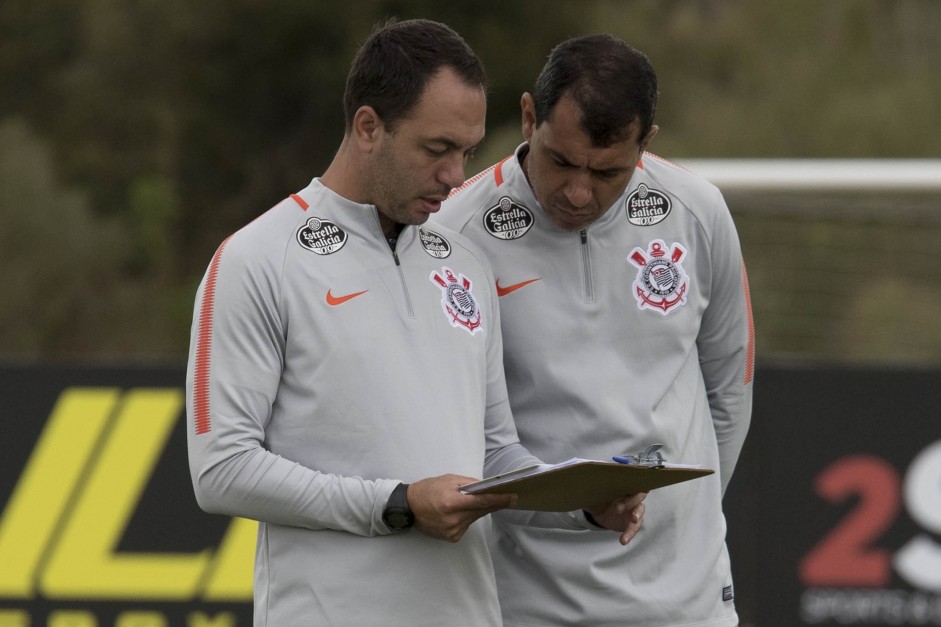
[{"left": 191, "top": 440, "right": 399, "bottom": 536}]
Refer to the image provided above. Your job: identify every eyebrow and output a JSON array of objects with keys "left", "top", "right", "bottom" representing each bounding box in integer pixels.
[{"left": 428, "top": 137, "right": 483, "bottom": 155}]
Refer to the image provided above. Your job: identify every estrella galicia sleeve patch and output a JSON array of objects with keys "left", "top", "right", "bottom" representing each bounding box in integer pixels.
[
  {"left": 297, "top": 217, "right": 348, "bottom": 255},
  {"left": 483, "top": 196, "right": 534, "bottom": 240},
  {"left": 419, "top": 228, "right": 452, "bottom": 258},
  {"left": 626, "top": 184, "right": 672, "bottom": 226}
]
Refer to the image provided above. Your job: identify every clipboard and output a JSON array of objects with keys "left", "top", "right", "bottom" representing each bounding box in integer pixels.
[{"left": 460, "top": 459, "right": 714, "bottom": 512}]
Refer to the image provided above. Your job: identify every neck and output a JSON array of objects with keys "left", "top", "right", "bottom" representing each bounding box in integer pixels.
[
  {"left": 321, "top": 138, "right": 405, "bottom": 239},
  {"left": 379, "top": 215, "right": 405, "bottom": 239},
  {"left": 518, "top": 145, "right": 537, "bottom": 198},
  {"left": 320, "top": 170, "right": 357, "bottom": 206}
]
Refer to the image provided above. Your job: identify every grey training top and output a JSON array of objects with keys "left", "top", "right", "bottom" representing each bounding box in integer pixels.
[
  {"left": 186, "top": 178, "right": 568, "bottom": 626},
  {"left": 437, "top": 146, "right": 755, "bottom": 627}
]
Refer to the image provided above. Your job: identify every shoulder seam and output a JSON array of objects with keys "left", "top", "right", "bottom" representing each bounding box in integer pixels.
[
  {"left": 449, "top": 154, "right": 513, "bottom": 198},
  {"left": 643, "top": 151, "right": 693, "bottom": 174}
]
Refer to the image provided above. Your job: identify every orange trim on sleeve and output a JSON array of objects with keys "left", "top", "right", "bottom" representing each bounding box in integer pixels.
[
  {"left": 742, "top": 259, "right": 756, "bottom": 385},
  {"left": 193, "top": 237, "right": 232, "bottom": 435}
]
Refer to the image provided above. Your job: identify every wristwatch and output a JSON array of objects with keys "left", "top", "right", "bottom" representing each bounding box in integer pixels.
[{"left": 382, "top": 482, "right": 414, "bottom": 531}]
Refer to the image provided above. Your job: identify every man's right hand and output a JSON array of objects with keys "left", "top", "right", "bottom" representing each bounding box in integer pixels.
[{"left": 407, "top": 474, "right": 517, "bottom": 543}]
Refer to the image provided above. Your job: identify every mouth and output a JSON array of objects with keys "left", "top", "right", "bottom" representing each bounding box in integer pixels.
[
  {"left": 545, "top": 205, "right": 598, "bottom": 231},
  {"left": 419, "top": 193, "right": 449, "bottom": 213},
  {"left": 556, "top": 206, "right": 594, "bottom": 222},
  {"left": 419, "top": 198, "right": 443, "bottom": 213}
]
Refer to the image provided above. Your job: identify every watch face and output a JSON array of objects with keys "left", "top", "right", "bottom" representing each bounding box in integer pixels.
[{"left": 384, "top": 508, "right": 414, "bottom": 531}]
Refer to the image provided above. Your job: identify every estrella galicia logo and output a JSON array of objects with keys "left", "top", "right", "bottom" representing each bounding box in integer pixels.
[
  {"left": 296, "top": 217, "right": 348, "bottom": 255},
  {"left": 483, "top": 196, "right": 534, "bottom": 240},
  {"left": 419, "top": 228, "right": 452, "bottom": 259},
  {"left": 626, "top": 184, "right": 671, "bottom": 226}
]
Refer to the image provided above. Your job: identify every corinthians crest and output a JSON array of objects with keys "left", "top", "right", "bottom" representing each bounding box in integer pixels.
[
  {"left": 430, "top": 267, "right": 482, "bottom": 335},
  {"left": 627, "top": 240, "right": 689, "bottom": 315}
]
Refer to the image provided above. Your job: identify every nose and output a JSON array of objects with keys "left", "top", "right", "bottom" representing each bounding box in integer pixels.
[
  {"left": 563, "top": 171, "right": 592, "bottom": 208},
  {"left": 438, "top": 154, "right": 466, "bottom": 191}
]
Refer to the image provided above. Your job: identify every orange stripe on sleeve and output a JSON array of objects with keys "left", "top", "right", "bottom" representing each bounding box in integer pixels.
[
  {"left": 193, "top": 237, "right": 232, "bottom": 435},
  {"left": 742, "top": 259, "right": 756, "bottom": 385}
]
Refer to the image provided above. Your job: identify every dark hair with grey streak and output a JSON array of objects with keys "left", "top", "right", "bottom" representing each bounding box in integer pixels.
[
  {"left": 343, "top": 18, "right": 487, "bottom": 133},
  {"left": 532, "top": 34, "right": 658, "bottom": 147}
]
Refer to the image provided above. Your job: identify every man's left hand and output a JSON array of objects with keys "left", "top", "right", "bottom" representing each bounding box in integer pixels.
[{"left": 584, "top": 492, "right": 647, "bottom": 545}]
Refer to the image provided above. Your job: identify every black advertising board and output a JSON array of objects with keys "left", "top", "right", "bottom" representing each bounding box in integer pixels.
[
  {"left": 2, "top": 362, "right": 939, "bottom": 626},
  {"left": 725, "top": 364, "right": 941, "bottom": 627},
  {"left": 0, "top": 364, "right": 253, "bottom": 626}
]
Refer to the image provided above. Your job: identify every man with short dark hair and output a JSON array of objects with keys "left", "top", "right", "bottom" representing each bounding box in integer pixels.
[
  {"left": 186, "top": 21, "right": 645, "bottom": 626},
  {"left": 439, "top": 34, "right": 754, "bottom": 627}
]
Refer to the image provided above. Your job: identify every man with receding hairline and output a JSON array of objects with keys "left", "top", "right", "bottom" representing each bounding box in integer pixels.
[
  {"left": 439, "top": 34, "right": 754, "bottom": 627},
  {"left": 186, "top": 20, "right": 646, "bottom": 626}
]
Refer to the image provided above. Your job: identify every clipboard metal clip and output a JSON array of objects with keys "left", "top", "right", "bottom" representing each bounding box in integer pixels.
[{"left": 613, "top": 443, "right": 666, "bottom": 468}]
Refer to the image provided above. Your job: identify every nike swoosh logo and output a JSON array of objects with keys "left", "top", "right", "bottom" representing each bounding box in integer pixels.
[
  {"left": 495, "top": 278, "right": 541, "bottom": 297},
  {"left": 326, "top": 289, "right": 368, "bottom": 306}
]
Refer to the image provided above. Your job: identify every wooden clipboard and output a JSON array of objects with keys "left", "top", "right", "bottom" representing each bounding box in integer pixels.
[{"left": 461, "top": 461, "right": 714, "bottom": 512}]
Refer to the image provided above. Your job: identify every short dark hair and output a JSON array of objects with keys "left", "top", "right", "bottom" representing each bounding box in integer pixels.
[
  {"left": 343, "top": 18, "right": 487, "bottom": 133},
  {"left": 532, "top": 34, "right": 658, "bottom": 147}
]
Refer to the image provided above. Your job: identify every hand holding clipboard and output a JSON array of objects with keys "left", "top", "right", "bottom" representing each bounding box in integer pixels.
[{"left": 460, "top": 444, "right": 713, "bottom": 512}]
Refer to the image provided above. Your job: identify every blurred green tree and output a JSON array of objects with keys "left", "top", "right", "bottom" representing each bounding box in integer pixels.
[{"left": 1, "top": 0, "right": 940, "bottom": 360}]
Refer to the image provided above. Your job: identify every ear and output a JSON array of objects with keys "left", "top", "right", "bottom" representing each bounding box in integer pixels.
[
  {"left": 520, "top": 93, "right": 537, "bottom": 142},
  {"left": 639, "top": 125, "right": 659, "bottom": 152},
  {"left": 352, "top": 106, "right": 384, "bottom": 150}
]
